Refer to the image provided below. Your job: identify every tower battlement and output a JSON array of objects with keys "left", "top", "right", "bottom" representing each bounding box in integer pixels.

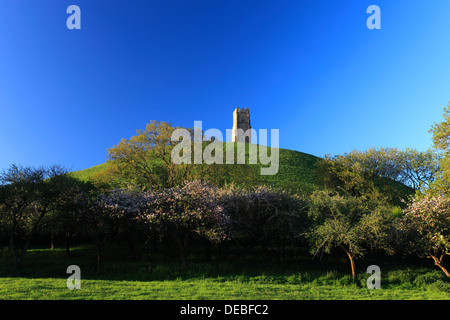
[{"left": 234, "top": 107, "right": 250, "bottom": 114}]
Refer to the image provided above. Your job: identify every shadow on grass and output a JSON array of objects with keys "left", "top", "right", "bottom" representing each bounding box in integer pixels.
[{"left": 0, "top": 242, "right": 448, "bottom": 292}]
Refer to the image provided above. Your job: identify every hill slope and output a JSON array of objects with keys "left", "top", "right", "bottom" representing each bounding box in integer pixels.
[
  {"left": 71, "top": 143, "right": 413, "bottom": 202},
  {"left": 71, "top": 145, "right": 322, "bottom": 194}
]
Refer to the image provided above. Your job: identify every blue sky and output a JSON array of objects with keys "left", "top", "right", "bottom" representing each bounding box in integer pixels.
[{"left": 1, "top": 0, "right": 449, "bottom": 172}]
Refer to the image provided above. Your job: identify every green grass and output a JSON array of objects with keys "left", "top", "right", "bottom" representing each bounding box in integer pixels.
[
  {"left": 71, "top": 162, "right": 109, "bottom": 182},
  {"left": 70, "top": 144, "right": 323, "bottom": 194},
  {"left": 260, "top": 148, "right": 320, "bottom": 194},
  {"left": 0, "top": 244, "right": 448, "bottom": 300},
  {"left": 1, "top": 277, "right": 448, "bottom": 300}
]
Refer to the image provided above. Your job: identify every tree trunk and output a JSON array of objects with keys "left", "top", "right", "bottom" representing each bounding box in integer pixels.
[
  {"left": 12, "top": 208, "right": 48, "bottom": 269},
  {"left": 9, "top": 225, "right": 22, "bottom": 270},
  {"left": 50, "top": 235, "right": 54, "bottom": 250},
  {"left": 9, "top": 232, "right": 19, "bottom": 268},
  {"left": 173, "top": 232, "right": 189, "bottom": 268},
  {"left": 96, "top": 243, "right": 102, "bottom": 272},
  {"left": 431, "top": 255, "right": 450, "bottom": 277},
  {"left": 166, "top": 237, "right": 171, "bottom": 252},
  {"left": 94, "top": 234, "right": 103, "bottom": 272},
  {"left": 12, "top": 228, "right": 37, "bottom": 270},
  {"left": 349, "top": 255, "right": 356, "bottom": 281},
  {"left": 205, "top": 241, "right": 211, "bottom": 262},
  {"left": 341, "top": 246, "right": 357, "bottom": 281},
  {"left": 127, "top": 238, "right": 136, "bottom": 261},
  {"left": 65, "top": 232, "right": 71, "bottom": 257}
]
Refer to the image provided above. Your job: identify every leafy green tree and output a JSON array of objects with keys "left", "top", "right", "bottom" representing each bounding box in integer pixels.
[
  {"left": 429, "top": 103, "right": 450, "bottom": 196},
  {"left": 44, "top": 177, "right": 95, "bottom": 256},
  {"left": 316, "top": 153, "right": 391, "bottom": 201},
  {"left": 0, "top": 164, "right": 75, "bottom": 269},
  {"left": 307, "top": 190, "right": 394, "bottom": 280},
  {"left": 107, "top": 121, "right": 195, "bottom": 189},
  {"left": 395, "top": 148, "right": 440, "bottom": 193},
  {"left": 318, "top": 147, "right": 402, "bottom": 183},
  {"left": 107, "top": 121, "right": 263, "bottom": 190},
  {"left": 316, "top": 147, "right": 438, "bottom": 205}
]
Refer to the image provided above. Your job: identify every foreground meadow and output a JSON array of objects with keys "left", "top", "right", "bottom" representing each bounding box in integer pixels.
[{"left": 0, "top": 244, "right": 448, "bottom": 300}]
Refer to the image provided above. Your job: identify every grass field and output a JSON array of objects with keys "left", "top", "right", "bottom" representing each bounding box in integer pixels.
[
  {"left": 1, "top": 276, "right": 448, "bottom": 300},
  {"left": 0, "top": 242, "right": 448, "bottom": 300}
]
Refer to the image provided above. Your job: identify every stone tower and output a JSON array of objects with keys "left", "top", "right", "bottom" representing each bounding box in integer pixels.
[{"left": 232, "top": 107, "right": 251, "bottom": 143}]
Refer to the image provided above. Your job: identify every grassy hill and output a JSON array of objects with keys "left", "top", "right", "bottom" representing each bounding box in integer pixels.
[
  {"left": 71, "top": 162, "right": 111, "bottom": 183},
  {"left": 71, "top": 144, "right": 323, "bottom": 195},
  {"left": 70, "top": 142, "right": 413, "bottom": 201},
  {"left": 260, "top": 147, "right": 321, "bottom": 194}
]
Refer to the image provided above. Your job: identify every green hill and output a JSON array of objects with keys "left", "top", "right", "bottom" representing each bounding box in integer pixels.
[
  {"left": 71, "top": 162, "right": 110, "bottom": 182},
  {"left": 70, "top": 143, "right": 413, "bottom": 202},
  {"left": 259, "top": 147, "right": 321, "bottom": 194},
  {"left": 71, "top": 144, "right": 322, "bottom": 194}
]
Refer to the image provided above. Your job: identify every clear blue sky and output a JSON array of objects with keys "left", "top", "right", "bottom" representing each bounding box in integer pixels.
[{"left": 1, "top": 0, "right": 449, "bottom": 172}]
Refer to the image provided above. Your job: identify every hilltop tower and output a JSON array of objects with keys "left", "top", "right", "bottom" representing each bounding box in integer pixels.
[{"left": 232, "top": 107, "right": 251, "bottom": 143}]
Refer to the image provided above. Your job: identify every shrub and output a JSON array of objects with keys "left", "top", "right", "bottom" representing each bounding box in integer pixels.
[{"left": 413, "top": 271, "right": 445, "bottom": 287}]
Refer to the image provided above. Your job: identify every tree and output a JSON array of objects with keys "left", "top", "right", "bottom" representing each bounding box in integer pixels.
[
  {"left": 107, "top": 121, "right": 194, "bottom": 189},
  {"left": 397, "top": 195, "right": 450, "bottom": 277},
  {"left": 0, "top": 164, "right": 74, "bottom": 269},
  {"left": 143, "top": 181, "right": 229, "bottom": 267},
  {"left": 316, "top": 147, "right": 439, "bottom": 205},
  {"left": 429, "top": 103, "right": 450, "bottom": 196},
  {"left": 74, "top": 187, "right": 153, "bottom": 270},
  {"left": 399, "top": 148, "right": 440, "bottom": 192},
  {"left": 41, "top": 174, "right": 93, "bottom": 256},
  {"left": 307, "top": 190, "right": 394, "bottom": 281},
  {"left": 316, "top": 152, "right": 395, "bottom": 202},
  {"left": 318, "top": 147, "right": 403, "bottom": 184},
  {"left": 219, "top": 185, "right": 309, "bottom": 261}
]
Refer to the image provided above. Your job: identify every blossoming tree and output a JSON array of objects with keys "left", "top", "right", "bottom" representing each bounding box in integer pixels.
[
  {"left": 398, "top": 195, "right": 450, "bottom": 277},
  {"left": 143, "top": 181, "right": 230, "bottom": 267}
]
